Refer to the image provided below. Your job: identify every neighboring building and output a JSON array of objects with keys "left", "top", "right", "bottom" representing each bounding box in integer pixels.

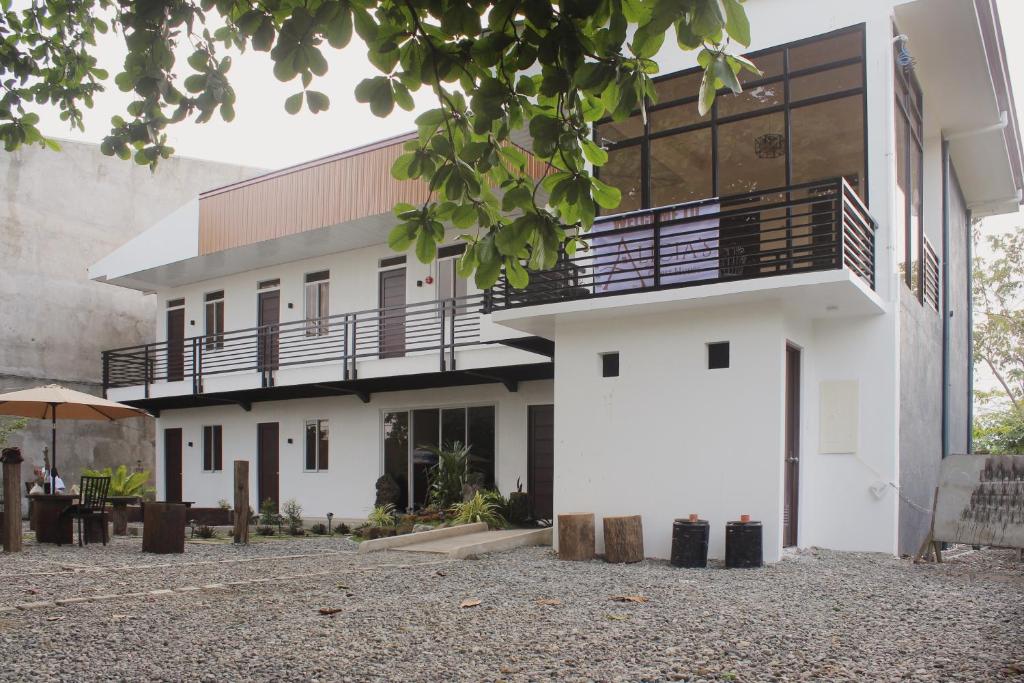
[
  {"left": 90, "top": 0, "right": 1021, "bottom": 562},
  {"left": 0, "top": 139, "right": 256, "bottom": 487}
]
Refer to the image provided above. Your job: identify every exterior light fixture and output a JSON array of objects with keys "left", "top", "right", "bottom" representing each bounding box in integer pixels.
[
  {"left": 754, "top": 133, "right": 785, "bottom": 159},
  {"left": 326, "top": 512, "right": 334, "bottom": 534}
]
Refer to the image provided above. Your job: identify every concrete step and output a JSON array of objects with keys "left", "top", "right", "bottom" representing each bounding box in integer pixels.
[
  {"left": 393, "top": 527, "right": 552, "bottom": 559},
  {"left": 356, "top": 522, "right": 487, "bottom": 554}
]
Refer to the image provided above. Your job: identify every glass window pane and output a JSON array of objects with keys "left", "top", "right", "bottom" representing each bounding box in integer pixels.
[
  {"left": 740, "top": 50, "right": 784, "bottom": 83},
  {"left": 788, "top": 30, "right": 862, "bottom": 71},
  {"left": 467, "top": 406, "right": 496, "bottom": 489},
  {"left": 894, "top": 112, "right": 908, "bottom": 273},
  {"left": 909, "top": 138, "right": 923, "bottom": 295},
  {"left": 789, "top": 95, "right": 865, "bottom": 196},
  {"left": 599, "top": 144, "right": 643, "bottom": 213},
  {"left": 318, "top": 420, "right": 329, "bottom": 471},
  {"left": 789, "top": 63, "right": 863, "bottom": 102},
  {"left": 654, "top": 71, "right": 702, "bottom": 104},
  {"left": 383, "top": 412, "right": 409, "bottom": 510},
  {"left": 411, "top": 409, "right": 440, "bottom": 509},
  {"left": 441, "top": 408, "right": 466, "bottom": 449},
  {"left": 203, "top": 426, "right": 212, "bottom": 471},
  {"left": 717, "top": 111, "right": 787, "bottom": 196},
  {"left": 650, "top": 128, "right": 713, "bottom": 206},
  {"left": 595, "top": 115, "right": 643, "bottom": 144},
  {"left": 305, "top": 421, "right": 317, "bottom": 471},
  {"left": 717, "top": 81, "right": 784, "bottom": 118},
  {"left": 650, "top": 101, "right": 705, "bottom": 133},
  {"left": 214, "top": 426, "right": 222, "bottom": 471}
]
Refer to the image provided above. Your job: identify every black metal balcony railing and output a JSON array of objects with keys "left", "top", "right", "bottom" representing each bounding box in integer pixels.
[
  {"left": 923, "top": 238, "right": 940, "bottom": 311},
  {"left": 483, "top": 178, "right": 876, "bottom": 312},
  {"left": 103, "top": 295, "right": 484, "bottom": 394}
]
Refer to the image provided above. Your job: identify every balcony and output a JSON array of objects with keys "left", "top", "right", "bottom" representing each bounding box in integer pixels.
[
  {"left": 483, "top": 179, "right": 876, "bottom": 313},
  {"left": 103, "top": 294, "right": 552, "bottom": 411}
]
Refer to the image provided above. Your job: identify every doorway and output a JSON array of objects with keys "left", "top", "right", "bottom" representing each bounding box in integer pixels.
[
  {"left": 257, "top": 422, "right": 280, "bottom": 512},
  {"left": 166, "top": 304, "right": 185, "bottom": 382},
  {"left": 257, "top": 286, "right": 280, "bottom": 374},
  {"left": 378, "top": 266, "right": 406, "bottom": 358},
  {"left": 527, "top": 404, "right": 554, "bottom": 520},
  {"left": 164, "top": 428, "right": 183, "bottom": 503},
  {"left": 784, "top": 344, "right": 801, "bottom": 547}
]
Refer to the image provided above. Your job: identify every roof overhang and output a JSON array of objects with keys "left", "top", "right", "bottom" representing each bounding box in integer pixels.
[{"left": 895, "top": 0, "right": 1023, "bottom": 216}]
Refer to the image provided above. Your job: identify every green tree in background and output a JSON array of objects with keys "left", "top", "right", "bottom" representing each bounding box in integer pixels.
[
  {"left": 972, "top": 225, "right": 1024, "bottom": 454},
  {"left": 0, "top": 0, "right": 756, "bottom": 286}
]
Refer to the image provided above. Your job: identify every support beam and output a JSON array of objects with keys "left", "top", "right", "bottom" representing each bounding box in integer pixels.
[
  {"left": 312, "top": 384, "right": 371, "bottom": 404},
  {"left": 465, "top": 371, "right": 519, "bottom": 393},
  {"left": 201, "top": 396, "right": 252, "bottom": 412}
]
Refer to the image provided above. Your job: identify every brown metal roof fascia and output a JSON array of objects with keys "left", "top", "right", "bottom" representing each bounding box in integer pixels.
[
  {"left": 199, "top": 131, "right": 419, "bottom": 199},
  {"left": 974, "top": 0, "right": 1024, "bottom": 199}
]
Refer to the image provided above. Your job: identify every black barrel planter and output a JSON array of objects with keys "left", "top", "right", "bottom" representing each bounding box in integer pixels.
[
  {"left": 725, "top": 520, "right": 763, "bottom": 568},
  {"left": 671, "top": 518, "right": 710, "bottom": 568}
]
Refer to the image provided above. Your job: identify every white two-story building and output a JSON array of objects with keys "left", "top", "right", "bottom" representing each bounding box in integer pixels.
[{"left": 90, "top": 0, "right": 1021, "bottom": 563}]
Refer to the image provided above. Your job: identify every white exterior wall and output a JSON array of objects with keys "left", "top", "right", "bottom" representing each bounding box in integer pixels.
[
  {"left": 554, "top": 303, "right": 789, "bottom": 562},
  {"left": 550, "top": 0, "right": 911, "bottom": 561},
  {"left": 155, "top": 380, "right": 552, "bottom": 520}
]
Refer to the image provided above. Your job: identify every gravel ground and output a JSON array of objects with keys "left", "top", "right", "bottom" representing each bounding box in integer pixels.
[{"left": 0, "top": 532, "right": 1021, "bottom": 682}]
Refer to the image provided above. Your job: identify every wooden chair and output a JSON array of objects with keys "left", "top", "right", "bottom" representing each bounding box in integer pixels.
[{"left": 62, "top": 476, "right": 110, "bottom": 546}]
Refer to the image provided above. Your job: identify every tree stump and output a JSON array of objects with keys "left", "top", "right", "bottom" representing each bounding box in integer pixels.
[
  {"left": 142, "top": 502, "right": 186, "bottom": 554},
  {"left": 233, "top": 460, "right": 249, "bottom": 545},
  {"left": 557, "top": 513, "right": 595, "bottom": 561},
  {"left": 603, "top": 515, "right": 644, "bottom": 563}
]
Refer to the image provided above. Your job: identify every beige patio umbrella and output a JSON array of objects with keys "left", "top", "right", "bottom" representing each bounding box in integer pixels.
[{"left": 0, "top": 384, "right": 151, "bottom": 485}]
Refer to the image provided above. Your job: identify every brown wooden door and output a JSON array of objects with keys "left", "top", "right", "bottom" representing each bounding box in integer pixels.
[
  {"left": 257, "top": 422, "right": 280, "bottom": 512},
  {"left": 378, "top": 267, "right": 406, "bottom": 358},
  {"left": 784, "top": 345, "right": 801, "bottom": 547},
  {"left": 164, "top": 428, "right": 183, "bottom": 503},
  {"left": 528, "top": 404, "right": 554, "bottom": 520},
  {"left": 166, "top": 308, "right": 185, "bottom": 382},
  {"left": 257, "top": 290, "right": 280, "bottom": 371}
]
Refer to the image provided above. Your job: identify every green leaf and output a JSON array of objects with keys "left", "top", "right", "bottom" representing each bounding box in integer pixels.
[
  {"left": 452, "top": 203, "right": 477, "bottom": 229},
  {"left": 388, "top": 224, "right": 414, "bottom": 251},
  {"left": 391, "top": 152, "right": 416, "bottom": 180},
  {"left": 591, "top": 177, "right": 621, "bottom": 210},
  {"left": 722, "top": 0, "right": 751, "bottom": 47},
  {"left": 698, "top": 69, "right": 716, "bottom": 117},
  {"left": 581, "top": 138, "right": 608, "bottom": 166},
  {"left": 306, "top": 90, "right": 330, "bottom": 113},
  {"left": 415, "top": 228, "right": 437, "bottom": 263},
  {"left": 505, "top": 257, "right": 529, "bottom": 288},
  {"left": 326, "top": 9, "right": 353, "bottom": 49},
  {"left": 284, "top": 92, "right": 303, "bottom": 115},
  {"left": 474, "top": 252, "right": 502, "bottom": 289},
  {"left": 354, "top": 77, "right": 395, "bottom": 117}
]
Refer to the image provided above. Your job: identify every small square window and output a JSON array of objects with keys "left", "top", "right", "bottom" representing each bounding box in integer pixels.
[
  {"left": 708, "top": 342, "right": 730, "bottom": 369},
  {"left": 601, "top": 352, "right": 620, "bottom": 377}
]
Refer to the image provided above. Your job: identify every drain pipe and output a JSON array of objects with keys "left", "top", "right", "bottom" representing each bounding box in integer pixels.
[
  {"left": 966, "top": 207, "right": 975, "bottom": 454},
  {"left": 940, "top": 140, "right": 950, "bottom": 459}
]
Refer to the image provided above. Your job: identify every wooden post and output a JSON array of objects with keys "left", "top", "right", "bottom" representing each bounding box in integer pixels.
[
  {"left": 2, "top": 447, "right": 24, "bottom": 552},
  {"left": 603, "top": 515, "right": 644, "bottom": 563},
  {"left": 233, "top": 460, "right": 249, "bottom": 545},
  {"left": 557, "top": 512, "right": 595, "bottom": 561},
  {"left": 142, "top": 502, "right": 186, "bottom": 554}
]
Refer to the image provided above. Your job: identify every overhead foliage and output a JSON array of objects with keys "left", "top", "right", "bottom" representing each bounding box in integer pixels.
[
  {"left": 973, "top": 225, "right": 1024, "bottom": 418},
  {"left": 0, "top": 0, "right": 756, "bottom": 287}
]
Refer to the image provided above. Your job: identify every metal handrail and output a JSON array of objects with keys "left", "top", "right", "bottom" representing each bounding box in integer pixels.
[
  {"left": 103, "top": 294, "right": 486, "bottom": 391},
  {"left": 484, "top": 178, "right": 877, "bottom": 312}
]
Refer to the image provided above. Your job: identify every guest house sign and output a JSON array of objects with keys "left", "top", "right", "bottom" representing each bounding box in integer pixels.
[{"left": 933, "top": 454, "right": 1024, "bottom": 548}]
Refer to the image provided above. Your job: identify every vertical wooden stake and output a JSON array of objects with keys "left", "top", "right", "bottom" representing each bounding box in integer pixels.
[
  {"left": 2, "top": 448, "right": 23, "bottom": 553},
  {"left": 233, "top": 460, "right": 249, "bottom": 545}
]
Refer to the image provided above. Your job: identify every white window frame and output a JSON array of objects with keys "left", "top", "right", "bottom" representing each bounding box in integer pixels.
[
  {"left": 304, "top": 271, "right": 330, "bottom": 337},
  {"left": 204, "top": 290, "right": 225, "bottom": 350}
]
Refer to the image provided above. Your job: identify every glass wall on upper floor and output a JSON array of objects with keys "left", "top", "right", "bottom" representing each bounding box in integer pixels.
[{"left": 595, "top": 25, "right": 868, "bottom": 213}]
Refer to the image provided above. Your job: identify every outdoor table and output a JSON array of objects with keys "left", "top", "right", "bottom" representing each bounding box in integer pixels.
[
  {"left": 108, "top": 496, "right": 140, "bottom": 536},
  {"left": 30, "top": 494, "right": 77, "bottom": 545}
]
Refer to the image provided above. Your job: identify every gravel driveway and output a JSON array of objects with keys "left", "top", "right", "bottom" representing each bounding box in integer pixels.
[{"left": 0, "top": 534, "right": 1021, "bottom": 682}]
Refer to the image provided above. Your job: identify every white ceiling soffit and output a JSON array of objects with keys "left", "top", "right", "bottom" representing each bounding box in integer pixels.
[
  {"left": 895, "top": 0, "right": 1023, "bottom": 215},
  {"left": 94, "top": 212, "right": 396, "bottom": 292}
]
